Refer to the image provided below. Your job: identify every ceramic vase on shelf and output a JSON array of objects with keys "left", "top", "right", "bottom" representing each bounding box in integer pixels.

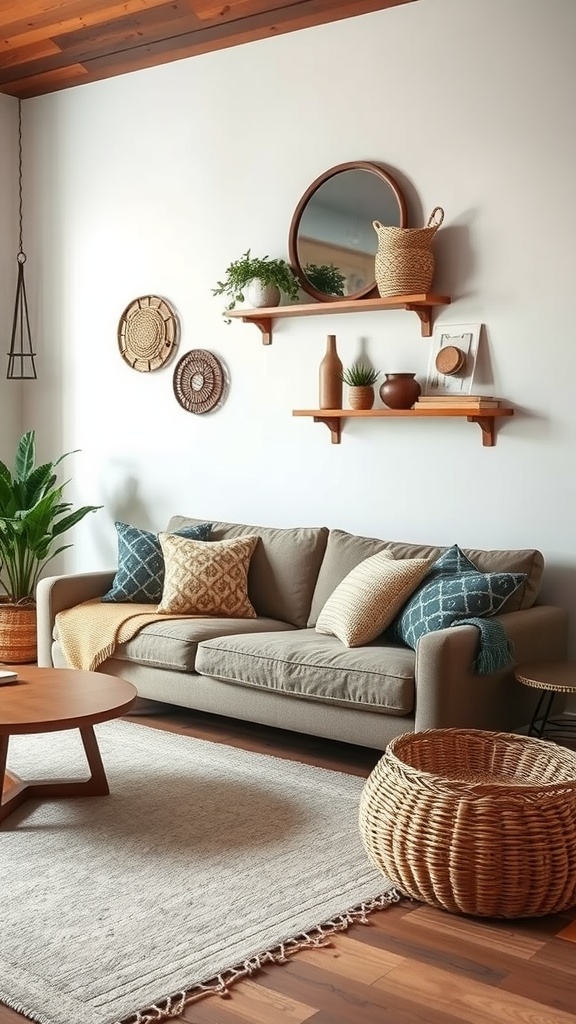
[
  {"left": 348, "top": 385, "right": 375, "bottom": 410},
  {"left": 319, "top": 334, "right": 343, "bottom": 409},
  {"left": 379, "top": 373, "right": 421, "bottom": 409},
  {"left": 245, "top": 280, "right": 281, "bottom": 309}
]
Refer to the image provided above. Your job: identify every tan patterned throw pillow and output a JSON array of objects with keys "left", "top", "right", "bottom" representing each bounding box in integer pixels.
[
  {"left": 315, "top": 551, "right": 431, "bottom": 647},
  {"left": 157, "top": 533, "right": 258, "bottom": 617}
]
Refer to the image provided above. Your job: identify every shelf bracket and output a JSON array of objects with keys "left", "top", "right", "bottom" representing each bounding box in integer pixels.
[
  {"left": 241, "top": 315, "right": 272, "bottom": 344},
  {"left": 313, "top": 416, "right": 341, "bottom": 444},
  {"left": 405, "top": 304, "right": 433, "bottom": 337},
  {"left": 468, "top": 415, "right": 496, "bottom": 447}
]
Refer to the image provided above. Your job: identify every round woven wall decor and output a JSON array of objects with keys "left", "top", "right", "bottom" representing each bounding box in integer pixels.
[
  {"left": 173, "top": 349, "right": 225, "bottom": 414},
  {"left": 118, "top": 295, "right": 179, "bottom": 372}
]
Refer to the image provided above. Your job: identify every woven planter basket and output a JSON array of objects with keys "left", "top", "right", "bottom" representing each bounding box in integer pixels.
[
  {"left": 359, "top": 728, "right": 576, "bottom": 918},
  {"left": 373, "top": 207, "right": 444, "bottom": 297},
  {"left": 0, "top": 603, "right": 37, "bottom": 663}
]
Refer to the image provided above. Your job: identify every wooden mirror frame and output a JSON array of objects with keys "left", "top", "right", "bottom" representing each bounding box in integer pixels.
[{"left": 288, "top": 161, "right": 408, "bottom": 303}]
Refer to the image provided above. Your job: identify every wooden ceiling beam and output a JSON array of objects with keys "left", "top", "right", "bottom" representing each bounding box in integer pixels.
[{"left": 0, "top": 0, "right": 416, "bottom": 98}]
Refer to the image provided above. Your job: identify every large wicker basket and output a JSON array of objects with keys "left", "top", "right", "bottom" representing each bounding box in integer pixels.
[
  {"left": 359, "top": 728, "right": 576, "bottom": 918},
  {"left": 373, "top": 207, "right": 444, "bottom": 297}
]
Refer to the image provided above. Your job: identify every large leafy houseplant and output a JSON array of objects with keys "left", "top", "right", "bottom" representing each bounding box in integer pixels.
[
  {"left": 0, "top": 431, "right": 101, "bottom": 606},
  {"left": 213, "top": 249, "right": 300, "bottom": 318}
]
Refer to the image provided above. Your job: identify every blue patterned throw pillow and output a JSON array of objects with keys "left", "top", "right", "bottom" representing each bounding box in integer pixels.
[
  {"left": 391, "top": 544, "right": 526, "bottom": 653},
  {"left": 102, "top": 521, "right": 211, "bottom": 604}
]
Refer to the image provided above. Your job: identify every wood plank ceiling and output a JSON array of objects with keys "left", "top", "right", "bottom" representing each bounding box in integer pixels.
[{"left": 0, "top": 0, "right": 416, "bottom": 99}]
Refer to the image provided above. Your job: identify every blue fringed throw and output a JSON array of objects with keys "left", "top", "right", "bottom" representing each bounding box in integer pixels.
[{"left": 453, "top": 616, "right": 515, "bottom": 675}]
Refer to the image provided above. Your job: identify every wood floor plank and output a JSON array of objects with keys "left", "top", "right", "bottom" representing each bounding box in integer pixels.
[
  {"left": 296, "top": 932, "right": 404, "bottom": 983},
  {"left": 190, "top": 979, "right": 316, "bottom": 1024},
  {"left": 399, "top": 904, "right": 546, "bottom": 959},
  {"left": 496, "top": 969, "right": 576, "bottom": 1016},
  {"left": 557, "top": 919, "right": 576, "bottom": 942},
  {"left": 256, "top": 957, "right": 464, "bottom": 1024},
  {"left": 374, "top": 959, "right": 576, "bottom": 1024}
]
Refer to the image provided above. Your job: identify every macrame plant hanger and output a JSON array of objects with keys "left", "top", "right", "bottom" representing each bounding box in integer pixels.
[{"left": 7, "top": 98, "right": 37, "bottom": 380}]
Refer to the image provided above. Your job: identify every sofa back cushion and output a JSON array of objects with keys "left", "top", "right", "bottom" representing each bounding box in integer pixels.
[
  {"left": 168, "top": 516, "right": 329, "bottom": 627},
  {"left": 308, "top": 529, "right": 544, "bottom": 626}
]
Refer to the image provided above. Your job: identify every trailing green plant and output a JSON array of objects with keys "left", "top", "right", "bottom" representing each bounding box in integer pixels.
[
  {"left": 212, "top": 249, "right": 300, "bottom": 317},
  {"left": 340, "top": 363, "right": 381, "bottom": 387},
  {"left": 303, "top": 262, "right": 346, "bottom": 296},
  {"left": 0, "top": 431, "right": 101, "bottom": 605}
]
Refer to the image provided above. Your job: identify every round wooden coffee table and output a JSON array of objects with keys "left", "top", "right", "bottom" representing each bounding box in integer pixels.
[{"left": 0, "top": 666, "right": 137, "bottom": 825}]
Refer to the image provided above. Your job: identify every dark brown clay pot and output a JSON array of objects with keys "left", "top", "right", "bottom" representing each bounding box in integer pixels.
[{"left": 379, "top": 373, "right": 421, "bottom": 410}]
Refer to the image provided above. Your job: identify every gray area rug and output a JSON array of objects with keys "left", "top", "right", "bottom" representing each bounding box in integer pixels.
[{"left": 0, "top": 720, "right": 398, "bottom": 1024}]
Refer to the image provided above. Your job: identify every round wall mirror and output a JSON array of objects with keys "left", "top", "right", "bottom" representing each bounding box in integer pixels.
[{"left": 288, "top": 161, "right": 407, "bottom": 302}]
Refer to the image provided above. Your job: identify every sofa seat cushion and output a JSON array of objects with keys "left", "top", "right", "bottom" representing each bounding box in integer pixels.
[
  {"left": 63, "top": 617, "right": 295, "bottom": 673},
  {"left": 168, "top": 516, "right": 328, "bottom": 627},
  {"left": 195, "top": 629, "right": 415, "bottom": 716},
  {"left": 308, "top": 529, "right": 544, "bottom": 625}
]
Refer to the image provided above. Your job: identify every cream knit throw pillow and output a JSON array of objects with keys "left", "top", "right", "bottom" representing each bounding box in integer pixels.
[
  {"left": 315, "top": 551, "right": 431, "bottom": 647},
  {"left": 157, "top": 533, "right": 258, "bottom": 617}
]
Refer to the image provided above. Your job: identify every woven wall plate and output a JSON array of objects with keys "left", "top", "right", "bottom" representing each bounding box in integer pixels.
[
  {"left": 173, "top": 349, "right": 225, "bottom": 414},
  {"left": 118, "top": 295, "right": 179, "bottom": 372}
]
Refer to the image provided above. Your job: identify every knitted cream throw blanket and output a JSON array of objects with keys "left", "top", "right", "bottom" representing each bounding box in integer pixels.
[{"left": 56, "top": 599, "right": 193, "bottom": 671}]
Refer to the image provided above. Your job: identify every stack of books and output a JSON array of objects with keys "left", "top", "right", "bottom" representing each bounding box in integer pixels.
[{"left": 415, "top": 395, "right": 502, "bottom": 409}]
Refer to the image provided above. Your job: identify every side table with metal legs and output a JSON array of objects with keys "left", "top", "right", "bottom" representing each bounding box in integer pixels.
[{"left": 515, "top": 662, "right": 576, "bottom": 741}]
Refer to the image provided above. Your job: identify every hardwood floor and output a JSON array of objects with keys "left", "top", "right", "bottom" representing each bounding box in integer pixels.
[{"left": 1, "top": 700, "right": 575, "bottom": 1024}]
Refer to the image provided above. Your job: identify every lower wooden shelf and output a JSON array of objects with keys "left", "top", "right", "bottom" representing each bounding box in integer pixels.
[{"left": 292, "top": 407, "right": 514, "bottom": 447}]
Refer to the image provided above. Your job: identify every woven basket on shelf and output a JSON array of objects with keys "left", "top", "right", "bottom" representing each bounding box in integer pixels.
[
  {"left": 359, "top": 728, "right": 576, "bottom": 918},
  {"left": 373, "top": 206, "right": 444, "bottom": 297},
  {"left": 0, "top": 603, "right": 37, "bottom": 664}
]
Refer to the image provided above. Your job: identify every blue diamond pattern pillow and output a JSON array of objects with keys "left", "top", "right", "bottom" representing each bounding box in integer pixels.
[
  {"left": 102, "top": 521, "right": 211, "bottom": 604},
  {"left": 391, "top": 544, "right": 526, "bottom": 650}
]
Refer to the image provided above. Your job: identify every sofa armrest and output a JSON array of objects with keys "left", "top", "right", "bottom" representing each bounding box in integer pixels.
[
  {"left": 36, "top": 571, "right": 116, "bottom": 667},
  {"left": 414, "top": 605, "right": 569, "bottom": 732}
]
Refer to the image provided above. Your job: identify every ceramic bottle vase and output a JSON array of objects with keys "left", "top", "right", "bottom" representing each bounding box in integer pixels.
[
  {"left": 319, "top": 334, "right": 343, "bottom": 409},
  {"left": 379, "top": 373, "right": 421, "bottom": 409}
]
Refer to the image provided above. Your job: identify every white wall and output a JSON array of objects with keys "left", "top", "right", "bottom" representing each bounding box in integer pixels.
[
  {"left": 0, "top": 95, "right": 22, "bottom": 460},
  {"left": 19, "top": 0, "right": 576, "bottom": 646}
]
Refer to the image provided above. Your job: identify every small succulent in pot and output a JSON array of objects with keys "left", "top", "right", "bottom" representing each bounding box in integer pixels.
[
  {"left": 340, "top": 363, "right": 381, "bottom": 387},
  {"left": 212, "top": 249, "right": 300, "bottom": 320},
  {"left": 340, "top": 363, "right": 380, "bottom": 410}
]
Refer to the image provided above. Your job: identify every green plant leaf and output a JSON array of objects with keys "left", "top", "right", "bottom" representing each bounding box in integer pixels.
[
  {"left": 0, "top": 430, "right": 101, "bottom": 603},
  {"left": 14, "top": 431, "right": 36, "bottom": 481},
  {"left": 340, "top": 363, "right": 381, "bottom": 386}
]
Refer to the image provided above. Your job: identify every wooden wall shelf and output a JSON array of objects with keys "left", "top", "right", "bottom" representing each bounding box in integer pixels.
[
  {"left": 225, "top": 293, "right": 451, "bottom": 343},
  {"left": 292, "top": 407, "right": 514, "bottom": 447}
]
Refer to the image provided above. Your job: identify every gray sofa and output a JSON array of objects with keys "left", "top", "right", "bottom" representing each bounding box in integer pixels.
[{"left": 36, "top": 517, "right": 568, "bottom": 750}]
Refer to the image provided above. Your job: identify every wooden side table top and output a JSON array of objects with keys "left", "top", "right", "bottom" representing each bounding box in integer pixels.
[
  {"left": 0, "top": 665, "right": 137, "bottom": 733},
  {"left": 514, "top": 662, "right": 576, "bottom": 695}
]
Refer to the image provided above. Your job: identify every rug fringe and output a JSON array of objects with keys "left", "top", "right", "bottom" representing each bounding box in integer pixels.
[{"left": 115, "top": 888, "right": 403, "bottom": 1024}]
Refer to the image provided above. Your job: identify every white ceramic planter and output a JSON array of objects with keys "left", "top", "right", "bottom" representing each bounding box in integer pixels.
[{"left": 245, "top": 280, "right": 281, "bottom": 308}]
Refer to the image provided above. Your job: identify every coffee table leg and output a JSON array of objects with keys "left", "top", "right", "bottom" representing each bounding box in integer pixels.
[{"left": 0, "top": 725, "right": 110, "bottom": 826}]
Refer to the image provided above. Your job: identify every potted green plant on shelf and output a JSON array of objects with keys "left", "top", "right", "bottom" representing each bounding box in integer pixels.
[
  {"left": 303, "top": 263, "right": 346, "bottom": 297},
  {"left": 341, "top": 363, "right": 381, "bottom": 410},
  {"left": 213, "top": 249, "right": 301, "bottom": 320},
  {"left": 0, "top": 430, "right": 101, "bottom": 663}
]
